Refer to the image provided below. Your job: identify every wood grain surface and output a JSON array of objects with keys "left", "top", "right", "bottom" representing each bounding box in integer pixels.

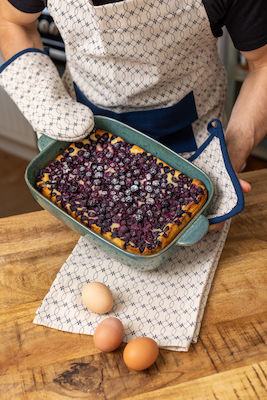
[{"left": 0, "top": 169, "right": 266, "bottom": 400}]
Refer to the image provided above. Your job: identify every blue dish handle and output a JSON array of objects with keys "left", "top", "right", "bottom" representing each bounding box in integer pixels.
[
  {"left": 38, "top": 134, "right": 57, "bottom": 152},
  {"left": 176, "top": 214, "right": 209, "bottom": 246}
]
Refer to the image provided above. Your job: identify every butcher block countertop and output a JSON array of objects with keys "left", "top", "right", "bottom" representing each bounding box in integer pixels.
[{"left": 0, "top": 169, "right": 266, "bottom": 400}]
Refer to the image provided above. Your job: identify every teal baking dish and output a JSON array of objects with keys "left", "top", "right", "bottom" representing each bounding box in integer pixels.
[{"left": 25, "top": 116, "right": 214, "bottom": 271}]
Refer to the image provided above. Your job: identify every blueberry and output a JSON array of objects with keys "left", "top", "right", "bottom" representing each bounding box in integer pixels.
[
  {"left": 113, "top": 142, "right": 121, "bottom": 149},
  {"left": 85, "top": 171, "right": 92, "bottom": 178},
  {"left": 101, "top": 191, "right": 108, "bottom": 196},
  {"left": 87, "top": 199, "right": 97, "bottom": 207},
  {"left": 95, "top": 172, "right": 103, "bottom": 178},
  {"left": 125, "top": 196, "right": 133, "bottom": 203},
  {"left": 75, "top": 142, "right": 83, "bottom": 149},
  {"left": 111, "top": 178, "right": 118, "bottom": 185},
  {"left": 113, "top": 195, "right": 119, "bottom": 202},
  {"left": 69, "top": 184, "right": 78, "bottom": 193},
  {"left": 133, "top": 169, "right": 141, "bottom": 176},
  {"left": 152, "top": 180, "right": 160, "bottom": 186},
  {"left": 125, "top": 158, "right": 131, "bottom": 164},
  {"left": 94, "top": 179, "right": 101, "bottom": 186},
  {"left": 126, "top": 172, "right": 132, "bottom": 178},
  {"left": 150, "top": 167, "right": 157, "bottom": 175},
  {"left": 106, "top": 152, "right": 113, "bottom": 158},
  {"left": 97, "top": 166, "right": 104, "bottom": 171},
  {"left": 135, "top": 214, "right": 143, "bottom": 222},
  {"left": 133, "top": 180, "right": 139, "bottom": 185},
  {"left": 84, "top": 152, "right": 90, "bottom": 159},
  {"left": 139, "top": 244, "right": 145, "bottom": 253},
  {"left": 146, "top": 198, "right": 155, "bottom": 205},
  {"left": 130, "top": 184, "right": 139, "bottom": 192},
  {"left": 162, "top": 200, "right": 169, "bottom": 207},
  {"left": 146, "top": 210, "right": 153, "bottom": 217},
  {"left": 145, "top": 185, "right": 153, "bottom": 193},
  {"left": 125, "top": 189, "right": 131, "bottom": 196},
  {"left": 114, "top": 184, "right": 121, "bottom": 191},
  {"left": 102, "top": 133, "right": 109, "bottom": 141},
  {"left": 99, "top": 207, "right": 106, "bottom": 215}
]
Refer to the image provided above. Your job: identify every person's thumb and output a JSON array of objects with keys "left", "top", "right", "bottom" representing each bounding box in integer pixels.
[{"left": 239, "top": 178, "right": 251, "bottom": 193}]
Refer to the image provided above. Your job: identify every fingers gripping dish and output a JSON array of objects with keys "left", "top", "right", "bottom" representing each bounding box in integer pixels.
[{"left": 36, "top": 129, "right": 207, "bottom": 255}]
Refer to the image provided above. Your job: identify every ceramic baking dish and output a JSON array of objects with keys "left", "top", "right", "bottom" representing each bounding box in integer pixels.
[{"left": 25, "top": 116, "right": 214, "bottom": 271}]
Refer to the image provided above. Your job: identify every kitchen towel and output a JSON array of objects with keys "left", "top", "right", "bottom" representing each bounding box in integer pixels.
[{"left": 34, "top": 219, "right": 230, "bottom": 351}]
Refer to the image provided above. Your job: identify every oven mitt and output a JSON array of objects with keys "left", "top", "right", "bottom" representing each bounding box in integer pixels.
[
  {"left": 188, "top": 119, "right": 244, "bottom": 225},
  {"left": 0, "top": 48, "right": 94, "bottom": 141}
]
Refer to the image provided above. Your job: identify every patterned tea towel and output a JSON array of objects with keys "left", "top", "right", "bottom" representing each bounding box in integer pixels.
[{"left": 34, "top": 219, "right": 230, "bottom": 351}]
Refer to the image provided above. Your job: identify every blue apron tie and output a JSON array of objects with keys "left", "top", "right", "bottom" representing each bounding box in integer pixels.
[{"left": 74, "top": 82, "right": 198, "bottom": 153}]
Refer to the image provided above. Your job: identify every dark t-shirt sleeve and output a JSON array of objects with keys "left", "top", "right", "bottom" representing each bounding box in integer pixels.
[
  {"left": 8, "top": 0, "right": 45, "bottom": 13},
  {"left": 203, "top": 0, "right": 267, "bottom": 51}
]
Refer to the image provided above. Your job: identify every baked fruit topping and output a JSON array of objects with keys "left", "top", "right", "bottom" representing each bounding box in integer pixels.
[{"left": 36, "top": 129, "right": 207, "bottom": 255}]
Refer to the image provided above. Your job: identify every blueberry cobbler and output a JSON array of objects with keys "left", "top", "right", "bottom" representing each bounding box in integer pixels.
[{"left": 36, "top": 129, "right": 207, "bottom": 255}]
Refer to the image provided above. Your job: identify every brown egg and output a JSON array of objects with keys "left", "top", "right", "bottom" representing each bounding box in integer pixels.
[
  {"left": 93, "top": 317, "right": 124, "bottom": 352},
  {"left": 123, "top": 337, "right": 159, "bottom": 371},
  {"left": 82, "top": 281, "right": 113, "bottom": 314}
]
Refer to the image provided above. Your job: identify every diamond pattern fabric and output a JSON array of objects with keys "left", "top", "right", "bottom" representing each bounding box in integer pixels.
[
  {"left": 34, "top": 220, "right": 230, "bottom": 351},
  {"left": 0, "top": 51, "right": 94, "bottom": 141}
]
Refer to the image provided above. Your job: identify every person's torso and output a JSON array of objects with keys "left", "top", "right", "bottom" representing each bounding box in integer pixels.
[{"left": 48, "top": 0, "right": 226, "bottom": 121}]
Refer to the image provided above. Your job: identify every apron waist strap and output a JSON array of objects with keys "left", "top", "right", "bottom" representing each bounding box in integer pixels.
[{"left": 74, "top": 82, "right": 198, "bottom": 153}]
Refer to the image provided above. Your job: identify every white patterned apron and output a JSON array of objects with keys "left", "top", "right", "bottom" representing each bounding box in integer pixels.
[{"left": 54, "top": 0, "right": 227, "bottom": 148}]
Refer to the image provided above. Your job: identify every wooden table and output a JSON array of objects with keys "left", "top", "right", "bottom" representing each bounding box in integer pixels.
[{"left": 0, "top": 169, "right": 266, "bottom": 400}]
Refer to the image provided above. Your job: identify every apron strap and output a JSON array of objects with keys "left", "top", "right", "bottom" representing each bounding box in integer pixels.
[{"left": 74, "top": 82, "right": 198, "bottom": 153}]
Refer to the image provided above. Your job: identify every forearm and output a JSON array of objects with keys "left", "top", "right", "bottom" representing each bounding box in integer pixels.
[
  {"left": 0, "top": 21, "right": 43, "bottom": 60},
  {"left": 225, "top": 49, "right": 267, "bottom": 173},
  {"left": 0, "top": 0, "right": 42, "bottom": 61}
]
